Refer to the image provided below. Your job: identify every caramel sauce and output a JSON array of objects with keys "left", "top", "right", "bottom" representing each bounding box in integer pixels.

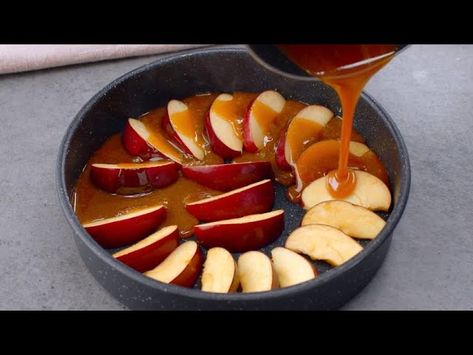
[
  {"left": 170, "top": 109, "right": 207, "bottom": 148},
  {"left": 74, "top": 135, "right": 222, "bottom": 238},
  {"left": 320, "top": 116, "right": 364, "bottom": 143},
  {"left": 286, "top": 118, "right": 323, "bottom": 163},
  {"left": 294, "top": 139, "right": 389, "bottom": 192},
  {"left": 295, "top": 139, "right": 349, "bottom": 185},
  {"left": 138, "top": 108, "right": 191, "bottom": 165},
  {"left": 278, "top": 45, "right": 398, "bottom": 197},
  {"left": 296, "top": 140, "right": 360, "bottom": 184},
  {"left": 251, "top": 99, "right": 279, "bottom": 134},
  {"left": 234, "top": 99, "right": 306, "bottom": 185},
  {"left": 74, "top": 90, "right": 390, "bottom": 239},
  {"left": 211, "top": 95, "right": 244, "bottom": 139},
  {"left": 176, "top": 94, "right": 223, "bottom": 163},
  {"left": 326, "top": 169, "right": 357, "bottom": 198},
  {"left": 75, "top": 92, "right": 251, "bottom": 238},
  {"left": 140, "top": 95, "right": 223, "bottom": 166}
]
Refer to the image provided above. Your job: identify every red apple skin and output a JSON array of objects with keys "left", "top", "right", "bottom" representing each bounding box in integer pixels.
[
  {"left": 182, "top": 161, "right": 273, "bottom": 191},
  {"left": 122, "top": 119, "right": 162, "bottom": 160},
  {"left": 84, "top": 206, "right": 167, "bottom": 248},
  {"left": 194, "top": 212, "right": 284, "bottom": 252},
  {"left": 204, "top": 112, "right": 241, "bottom": 159},
  {"left": 161, "top": 110, "right": 194, "bottom": 156},
  {"left": 186, "top": 180, "right": 274, "bottom": 222},
  {"left": 90, "top": 162, "right": 179, "bottom": 193},
  {"left": 90, "top": 166, "right": 120, "bottom": 193},
  {"left": 144, "top": 163, "right": 179, "bottom": 188},
  {"left": 275, "top": 132, "right": 292, "bottom": 171},
  {"left": 242, "top": 100, "right": 259, "bottom": 153},
  {"left": 170, "top": 246, "right": 204, "bottom": 288},
  {"left": 115, "top": 228, "right": 179, "bottom": 272}
]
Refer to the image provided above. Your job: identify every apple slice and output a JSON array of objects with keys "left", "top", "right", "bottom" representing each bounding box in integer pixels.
[
  {"left": 285, "top": 224, "right": 363, "bottom": 267},
  {"left": 205, "top": 93, "right": 243, "bottom": 159},
  {"left": 122, "top": 118, "right": 161, "bottom": 159},
  {"left": 90, "top": 161, "right": 178, "bottom": 193},
  {"left": 294, "top": 139, "right": 388, "bottom": 192},
  {"left": 276, "top": 105, "right": 333, "bottom": 170},
  {"left": 194, "top": 210, "right": 284, "bottom": 252},
  {"left": 113, "top": 225, "right": 179, "bottom": 272},
  {"left": 161, "top": 108, "right": 196, "bottom": 158},
  {"left": 144, "top": 241, "right": 203, "bottom": 288},
  {"left": 182, "top": 161, "right": 273, "bottom": 191},
  {"left": 161, "top": 110, "right": 186, "bottom": 151},
  {"left": 301, "top": 170, "right": 392, "bottom": 211},
  {"left": 83, "top": 205, "right": 166, "bottom": 248},
  {"left": 186, "top": 179, "right": 274, "bottom": 222},
  {"left": 122, "top": 118, "right": 185, "bottom": 164},
  {"left": 271, "top": 247, "right": 317, "bottom": 288},
  {"left": 238, "top": 251, "right": 278, "bottom": 292},
  {"left": 275, "top": 131, "right": 292, "bottom": 171},
  {"left": 165, "top": 100, "right": 205, "bottom": 160},
  {"left": 201, "top": 247, "right": 239, "bottom": 293},
  {"left": 349, "top": 141, "right": 370, "bottom": 156},
  {"left": 243, "top": 90, "right": 286, "bottom": 152},
  {"left": 302, "top": 200, "right": 386, "bottom": 239}
]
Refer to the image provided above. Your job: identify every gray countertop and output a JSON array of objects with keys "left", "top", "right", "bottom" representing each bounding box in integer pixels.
[{"left": 1, "top": 45, "right": 472, "bottom": 310}]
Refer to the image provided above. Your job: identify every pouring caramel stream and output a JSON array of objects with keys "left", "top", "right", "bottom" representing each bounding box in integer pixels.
[{"left": 278, "top": 44, "right": 398, "bottom": 197}]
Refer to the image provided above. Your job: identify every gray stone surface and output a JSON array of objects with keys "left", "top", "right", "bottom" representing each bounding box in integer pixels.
[{"left": 0, "top": 45, "right": 471, "bottom": 310}]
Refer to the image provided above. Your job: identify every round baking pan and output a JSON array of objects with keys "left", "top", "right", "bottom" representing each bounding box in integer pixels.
[{"left": 57, "top": 45, "right": 411, "bottom": 310}]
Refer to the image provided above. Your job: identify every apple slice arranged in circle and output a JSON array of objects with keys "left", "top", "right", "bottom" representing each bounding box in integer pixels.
[
  {"left": 113, "top": 225, "right": 179, "bottom": 272},
  {"left": 82, "top": 205, "right": 166, "bottom": 248},
  {"left": 301, "top": 170, "right": 392, "bottom": 211},
  {"left": 186, "top": 179, "right": 274, "bottom": 222},
  {"left": 164, "top": 100, "right": 205, "bottom": 160},
  {"left": 122, "top": 118, "right": 161, "bottom": 160},
  {"left": 90, "top": 161, "right": 178, "bottom": 193},
  {"left": 194, "top": 210, "right": 284, "bottom": 253},
  {"left": 275, "top": 131, "right": 292, "bottom": 171},
  {"left": 276, "top": 105, "right": 334, "bottom": 171},
  {"left": 238, "top": 251, "right": 278, "bottom": 292},
  {"left": 201, "top": 247, "right": 240, "bottom": 293},
  {"left": 285, "top": 224, "right": 363, "bottom": 267},
  {"left": 122, "top": 118, "right": 185, "bottom": 164},
  {"left": 302, "top": 200, "right": 386, "bottom": 239},
  {"left": 205, "top": 93, "right": 243, "bottom": 159},
  {"left": 182, "top": 161, "right": 273, "bottom": 191},
  {"left": 294, "top": 139, "right": 389, "bottom": 193},
  {"left": 243, "top": 90, "right": 286, "bottom": 152},
  {"left": 271, "top": 247, "right": 317, "bottom": 288},
  {"left": 144, "top": 241, "right": 204, "bottom": 288}
]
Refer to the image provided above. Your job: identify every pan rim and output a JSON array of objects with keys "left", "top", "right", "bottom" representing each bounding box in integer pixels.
[{"left": 56, "top": 45, "right": 411, "bottom": 303}]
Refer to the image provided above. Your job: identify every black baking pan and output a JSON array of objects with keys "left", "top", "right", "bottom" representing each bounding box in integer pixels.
[{"left": 56, "top": 45, "right": 410, "bottom": 310}]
